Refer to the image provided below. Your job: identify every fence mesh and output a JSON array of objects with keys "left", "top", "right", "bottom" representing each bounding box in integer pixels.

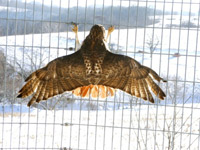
[{"left": 0, "top": 0, "right": 200, "bottom": 149}]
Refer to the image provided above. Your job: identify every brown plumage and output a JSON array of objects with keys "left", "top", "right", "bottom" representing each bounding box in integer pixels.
[
  {"left": 17, "top": 24, "right": 166, "bottom": 107},
  {"left": 71, "top": 24, "right": 115, "bottom": 99}
]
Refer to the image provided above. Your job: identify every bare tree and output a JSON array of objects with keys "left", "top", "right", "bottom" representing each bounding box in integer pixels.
[
  {"left": 0, "top": 50, "right": 22, "bottom": 104},
  {"left": 146, "top": 36, "right": 159, "bottom": 58}
]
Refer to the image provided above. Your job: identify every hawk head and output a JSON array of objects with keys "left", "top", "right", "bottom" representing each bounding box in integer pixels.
[{"left": 89, "top": 24, "right": 106, "bottom": 41}]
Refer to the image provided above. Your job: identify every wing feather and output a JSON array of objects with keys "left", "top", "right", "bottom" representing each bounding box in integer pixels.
[
  {"left": 130, "top": 79, "right": 136, "bottom": 96},
  {"left": 18, "top": 78, "right": 40, "bottom": 98},
  {"left": 27, "top": 81, "right": 44, "bottom": 106},
  {"left": 59, "top": 78, "right": 69, "bottom": 91},
  {"left": 138, "top": 79, "right": 147, "bottom": 100},
  {"left": 48, "top": 79, "right": 54, "bottom": 98},
  {"left": 100, "top": 51, "right": 166, "bottom": 103},
  {"left": 142, "top": 78, "right": 154, "bottom": 103},
  {"left": 17, "top": 51, "right": 89, "bottom": 106},
  {"left": 145, "top": 76, "right": 166, "bottom": 100},
  {"left": 123, "top": 78, "right": 131, "bottom": 93},
  {"left": 37, "top": 81, "right": 48, "bottom": 102},
  {"left": 134, "top": 80, "right": 140, "bottom": 98},
  {"left": 43, "top": 84, "right": 50, "bottom": 100},
  {"left": 53, "top": 79, "right": 59, "bottom": 96},
  {"left": 57, "top": 79, "right": 65, "bottom": 94}
]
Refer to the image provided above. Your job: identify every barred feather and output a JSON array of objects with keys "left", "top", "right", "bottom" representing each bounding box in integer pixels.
[{"left": 17, "top": 24, "right": 166, "bottom": 106}]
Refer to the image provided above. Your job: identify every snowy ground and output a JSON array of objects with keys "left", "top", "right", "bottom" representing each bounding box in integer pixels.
[{"left": 0, "top": 103, "right": 200, "bottom": 149}]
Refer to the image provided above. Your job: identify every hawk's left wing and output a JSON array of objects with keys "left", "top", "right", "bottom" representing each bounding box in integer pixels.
[
  {"left": 99, "top": 51, "right": 166, "bottom": 103},
  {"left": 17, "top": 50, "right": 90, "bottom": 106}
]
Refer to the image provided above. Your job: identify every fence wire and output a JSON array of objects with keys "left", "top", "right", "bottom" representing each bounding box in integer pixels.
[{"left": 0, "top": 0, "right": 200, "bottom": 149}]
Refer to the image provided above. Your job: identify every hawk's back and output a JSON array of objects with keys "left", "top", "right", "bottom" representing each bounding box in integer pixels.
[{"left": 80, "top": 25, "right": 108, "bottom": 84}]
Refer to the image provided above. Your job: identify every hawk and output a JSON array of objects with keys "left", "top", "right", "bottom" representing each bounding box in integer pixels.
[
  {"left": 17, "top": 24, "right": 166, "bottom": 107},
  {"left": 71, "top": 23, "right": 115, "bottom": 99}
]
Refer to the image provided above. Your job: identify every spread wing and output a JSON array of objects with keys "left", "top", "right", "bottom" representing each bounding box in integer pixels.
[
  {"left": 17, "top": 51, "right": 90, "bottom": 106},
  {"left": 99, "top": 51, "right": 166, "bottom": 103}
]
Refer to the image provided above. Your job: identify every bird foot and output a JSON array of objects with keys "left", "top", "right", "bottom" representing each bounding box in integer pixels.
[
  {"left": 106, "top": 25, "right": 115, "bottom": 42},
  {"left": 108, "top": 25, "right": 115, "bottom": 34},
  {"left": 72, "top": 24, "right": 78, "bottom": 34}
]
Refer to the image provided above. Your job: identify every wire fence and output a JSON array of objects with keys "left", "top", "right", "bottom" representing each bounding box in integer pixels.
[{"left": 0, "top": 0, "right": 200, "bottom": 149}]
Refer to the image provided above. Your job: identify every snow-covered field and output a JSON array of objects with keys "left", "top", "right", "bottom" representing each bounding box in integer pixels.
[
  {"left": 1, "top": 103, "right": 200, "bottom": 149},
  {"left": 0, "top": 14, "right": 200, "bottom": 149}
]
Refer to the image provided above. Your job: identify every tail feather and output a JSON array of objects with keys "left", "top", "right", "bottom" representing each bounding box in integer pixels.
[
  {"left": 99, "top": 85, "right": 106, "bottom": 98},
  {"left": 108, "top": 87, "right": 115, "bottom": 96},
  {"left": 81, "top": 86, "right": 90, "bottom": 97},
  {"left": 72, "top": 85, "right": 115, "bottom": 99},
  {"left": 91, "top": 85, "right": 98, "bottom": 98},
  {"left": 72, "top": 87, "right": 81, "bottom": 96}
]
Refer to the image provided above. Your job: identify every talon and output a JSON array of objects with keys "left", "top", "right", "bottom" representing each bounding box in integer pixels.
[
  {"left": 72, "top": 24, "right": 78, "bottom": 33},
  {"left": 71, "top": 23, "right": 80, "bottom": 51},
  {"left": 108, "top": 25, "right": 115, "bottom": 33},
  {"left": 106, "top": 25, "right": 115, "bottom": 42}
]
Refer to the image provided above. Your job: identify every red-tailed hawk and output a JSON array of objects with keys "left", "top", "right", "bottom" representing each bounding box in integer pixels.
[
  {"left": 71, "top": 23, "right": 115, "bottom": 99},
  {"left": 17, "top": 24, "right": 166, "bottom": 107}
]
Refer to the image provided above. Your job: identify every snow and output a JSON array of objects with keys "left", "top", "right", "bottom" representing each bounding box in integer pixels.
[
  {"left": 0, "top": 103, "right": 200, "bottom": 149},
  {"left": 0, "top": 104, "right": 35, "bottom": 113},
  {"left": 0, "top": 6, "right": 28, "bottom": 12}
]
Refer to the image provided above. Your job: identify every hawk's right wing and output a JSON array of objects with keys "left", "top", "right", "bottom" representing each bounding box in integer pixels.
[{"left": 99, "top": 51, "right": 166, "bottom": 103}]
